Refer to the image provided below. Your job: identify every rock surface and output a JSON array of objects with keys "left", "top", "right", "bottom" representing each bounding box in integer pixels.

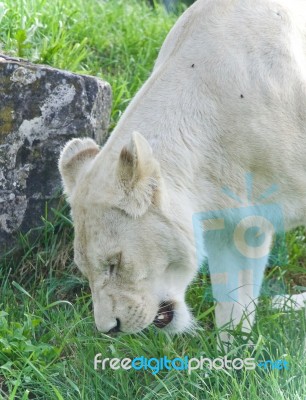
[{"left": 0, "top": 54, "right": 112, "bottom": 254}]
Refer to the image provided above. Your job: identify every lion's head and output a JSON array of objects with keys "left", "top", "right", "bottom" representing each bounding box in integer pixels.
[{"left": 58, "top": 132, "right": 196, "bottom": 334}]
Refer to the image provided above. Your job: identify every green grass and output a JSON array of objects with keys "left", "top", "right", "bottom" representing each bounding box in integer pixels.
[
  {"left": 0, "top": 0, "right": 177, "bottom": 129},
  {"left": 1, "top": 0, "right": 306, "bottom": 399}
]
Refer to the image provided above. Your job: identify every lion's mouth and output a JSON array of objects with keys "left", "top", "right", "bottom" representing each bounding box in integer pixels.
[{"left": 153, "top": 301, "right": 174, "bottom": 328}]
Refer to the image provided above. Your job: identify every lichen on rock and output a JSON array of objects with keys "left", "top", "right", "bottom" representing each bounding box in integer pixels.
[{"left": 0, "top": 54, "right": 112, "bottom": 254}]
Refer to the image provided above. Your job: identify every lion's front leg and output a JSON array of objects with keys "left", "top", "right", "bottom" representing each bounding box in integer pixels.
[
  {"left": 203, "top": 221, "right": 273, "bottom": 345},
  {"left": 211, "top": 269, "right": 264, "bottom": 345}
]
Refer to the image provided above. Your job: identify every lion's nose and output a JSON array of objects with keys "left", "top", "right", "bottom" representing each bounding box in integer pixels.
[{"left": 106, "top": 318, "right": 121, "bottom": 334}]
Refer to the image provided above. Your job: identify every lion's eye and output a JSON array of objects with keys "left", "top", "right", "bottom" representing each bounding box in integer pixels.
[
  {"left": 107, "top": 252, "right": 122, "bottom": 276},
  {"left": 109, "top": 263, "right": 116, "bottom": 275}
]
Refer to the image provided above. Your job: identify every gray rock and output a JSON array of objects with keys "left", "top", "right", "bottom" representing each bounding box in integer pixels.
[{"left": 0, "top": 54, "right": 112, "bottom": 254}]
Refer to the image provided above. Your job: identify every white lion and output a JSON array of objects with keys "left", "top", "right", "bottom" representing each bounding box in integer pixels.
[{"left": 59, "top": 0, "right": 306, "bottom": 341}]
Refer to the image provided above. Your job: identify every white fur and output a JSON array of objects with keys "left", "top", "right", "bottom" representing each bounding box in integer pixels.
[{"left": 59, "top": 0, "right": 306, "bottom": 337}]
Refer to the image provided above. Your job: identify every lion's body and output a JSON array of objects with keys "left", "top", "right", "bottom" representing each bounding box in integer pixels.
[{"left": 59, "top": 0, "right": 306, "bottom": 337}]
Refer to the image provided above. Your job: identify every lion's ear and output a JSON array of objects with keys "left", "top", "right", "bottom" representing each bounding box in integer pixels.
[
  {"left": 58, "top": 138, "right": 99, "bottom": 199},
  {"left": 116, "top": 131, "right": 163, "bottom": 218}
]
